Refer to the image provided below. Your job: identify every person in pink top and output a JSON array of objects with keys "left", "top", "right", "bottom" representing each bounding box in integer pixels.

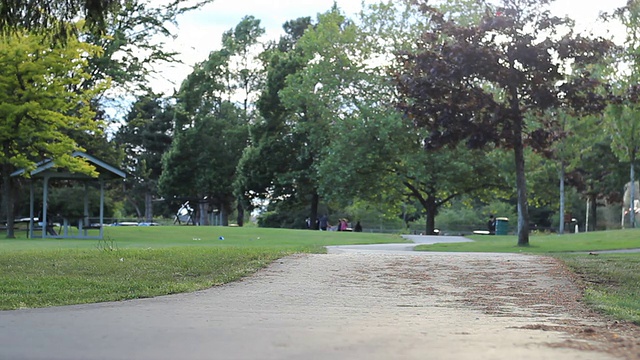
[{"left": 339, "top": 219, "right": 348, "bottom": 231}]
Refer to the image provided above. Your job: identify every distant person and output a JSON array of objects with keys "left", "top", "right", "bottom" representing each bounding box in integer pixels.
[
  {"left": 354, "top": 221, "right": 362, "bottom": 232},
  {"left": 339, "top": 219, "right": 348, "bottom": 231},
  {"left": 487, "top": 214, "right": 496, "bottom": 235},
  {"left": 319, "top": 214, "right": 329, "bottom": 231}
]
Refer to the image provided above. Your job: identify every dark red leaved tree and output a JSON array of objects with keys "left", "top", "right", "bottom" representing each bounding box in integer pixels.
[{"left": 396, "top": 0, "right": 612, "bottom": 246}]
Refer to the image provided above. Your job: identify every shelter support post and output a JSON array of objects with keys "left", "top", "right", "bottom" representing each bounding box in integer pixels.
[
  {"left": 99, "top": 180, "right": 104, "bottom": 238},
  {"left": 41, "top": 175, "right": 50, "bottom": 239},
  {"left": 29, "top": 182, "right": 34, "bottom": 239}
]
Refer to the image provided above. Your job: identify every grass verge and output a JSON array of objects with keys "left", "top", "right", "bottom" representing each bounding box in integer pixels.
[
  {"left": 414, "top": 230, "right": 640, "bottom": 253},
  {"left": 556, "top": 253, "right": 640, "bottom": 325},
  {"left": 0, "top": 247, "right": 289, "bottom": 310},
  {"left": 0, "top": 226, "right": 405, "bottom": 310}
]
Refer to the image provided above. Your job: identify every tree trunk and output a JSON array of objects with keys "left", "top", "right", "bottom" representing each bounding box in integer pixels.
[
  {"left": 2, "top": 163, "right": 15, "bottom": 238},
  {"left": 199, "top": 201, "right": 209, "bottom": 225},
  {"left": 586, "top": 193, "right": 597, "bottom": 232},
  {"left": 0, "top": 177, "right": 6, "bottom": 224},
  {"left": 310, "top": 191, "right": 319, "bottom": 230},
  {"left": 559, "top": 163, "right": 565, "bottom": 235},
  {"left": 507, "top": 63, "right": 530, "bottom": 246},
  {"left": 236, "top": 200, "right": 244, "bottom": 227},
  {"left": 126, "top": 195, "right": 142, "bottom": 220},
  {"left": 424, "top": 196, "right": 438, "bottom": 235},
  {"left": 144, "top": 192, "right": 153, "bottom": 222},
  {"left": 513, "top": 124, "right": 530, "bottom": 246},
  {"left": 221, "top": 204, "right": 229, "bottom": 226},
  {"left": 124, "top": 182, "right": 142, "bottom": 220},
  {"left": 630, "top": 159, "right": 636, "bottom": 228}
]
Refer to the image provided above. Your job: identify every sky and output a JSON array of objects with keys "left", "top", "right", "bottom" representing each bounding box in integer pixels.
[{"left": 148, "top": 0, "right": 629, "bottom": 95}]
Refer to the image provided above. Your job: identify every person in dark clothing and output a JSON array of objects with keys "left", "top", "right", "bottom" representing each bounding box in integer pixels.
[
  {"left": 319, "top": 214, "right": 329, "bottom": 231},
  {"left": 354, "top": 221, "right": 362, "bottom": 232},
  {"left": 487, "top": 215, "right": 496, "bottom": 235}
]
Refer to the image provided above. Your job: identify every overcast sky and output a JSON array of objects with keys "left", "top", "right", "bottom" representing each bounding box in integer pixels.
[{"left": 149, "top": 0, "right": 628, "bottom": 95}]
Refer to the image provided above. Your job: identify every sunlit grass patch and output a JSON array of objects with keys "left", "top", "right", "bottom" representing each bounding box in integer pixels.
[
  {"left": 557, "top": 253, "right": 640, "bottom": 324},
  {"left": 0, "top": 226, "right": 406, "bottom": 309}
]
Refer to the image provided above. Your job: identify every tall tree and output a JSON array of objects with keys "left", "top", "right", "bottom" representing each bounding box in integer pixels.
[
  {"left": 235, "top": 16, "right": 316, "bottom": 225},
  {"left": 222, "top": 15, "right": 265, "bottom": 109},
  {"left": 315, "top": 0, "right": 509, "bottom": 235},
  {"left": 603, "top": 1, "right": 640, "bottom": 228},
  {"left": 160, "top": 100, "right": 244, "bottom": 225},
  {"left": 275, "top": 7, "right": 358, "bottom": 227},
  {"left": 0, "top": 32, "right": 106, "bottom": 237},
  {"left": 114, "top": 93, "right": 174, "bottom": 221},
  {"left": 570, "top": 136, "right": 625, "bottom": 230},
  {"left": 221, "top": 15, "right": 265, "bottom": 226},
  {"left": 395, "top": 0, "right": 612, "bottom": 245},
  {"left": 159, "top": 49, "right": 230, "bottom": 223},
  {"left": 239, "top": 2, "right": 501, "bottom": 231},
  {"left": 159, "top": 16, "right": 261, "bottom": 225}
]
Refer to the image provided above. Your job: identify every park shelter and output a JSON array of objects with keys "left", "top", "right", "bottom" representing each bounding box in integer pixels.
[{"left": 11, "top": 151, "right": 126, "bottom": 239}]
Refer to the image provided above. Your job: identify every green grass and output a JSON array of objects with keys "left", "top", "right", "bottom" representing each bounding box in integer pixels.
[
  {"left": 556, "top": 253, "right": 640, "bottom": 324},
  {"left": 415, "top": 230, "right": 640, "bottom": 325},
  {"left": 0, "top": 226, "right": 405, "bottom": 310},
  {"left": 0, "top": 247, "right": 285, "bottom": 309},
  {"left": 1, "top": 226, "right": 405, "bottom": 252},
  {"left": 414, "top": 229, "right": 640, "bottom": 253}
]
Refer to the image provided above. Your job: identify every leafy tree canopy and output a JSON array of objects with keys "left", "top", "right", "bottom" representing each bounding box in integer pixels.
[
  {"left": 0, "top": 0, "right": 213, "bottom": 39},
  {"left": 0, "top": 0, "right": 119, "bottom": 37},
  {"left": 395, "top": 0, "right": 614, "bottom": 245},
  {"left": 0, "top": 31, "right": 108, "bottom": 237}
]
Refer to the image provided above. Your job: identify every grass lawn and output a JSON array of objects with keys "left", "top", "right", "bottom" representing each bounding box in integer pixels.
[
  {"left": 0, "top": 225, "right": 405, "bottom": 252},
  {"left": 556, "top": 253, "right": 640, "bottom": 324},
  {"left": 414, "top": 229, "right": 640, "bottom": 253},
  {"left": 415, "top": 230, "right": 640, "bottom": 325},
  {"left": 0, "top": 226, "right": 405, "bottom": 310}
]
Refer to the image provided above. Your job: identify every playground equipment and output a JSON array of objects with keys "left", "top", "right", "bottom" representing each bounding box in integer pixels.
[{"left": 174, "top": 202, "right": 195, "bottom": 225}]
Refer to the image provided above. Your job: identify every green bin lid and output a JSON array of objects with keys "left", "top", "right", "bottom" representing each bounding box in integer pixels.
[{"left": 496, "top": 217, "right": 509, "bottom": 221}]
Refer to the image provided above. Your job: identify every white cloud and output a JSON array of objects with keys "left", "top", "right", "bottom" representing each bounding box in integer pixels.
[
  {"left": 149, "top": 0, "right": 629, "bottom": 95},
  {"left": 550, "top": 0, "right": 627, "bottom": 37},
  {"left": 151, "top": 0, "right": 376, "bottom": 94}
]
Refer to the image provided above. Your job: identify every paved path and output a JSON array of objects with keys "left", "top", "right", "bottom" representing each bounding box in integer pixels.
[
  {"left": 327, "top": 235, "right": 473, "bottom": 254},
  {"left": 0, "top": 236, "right": 632, "bottom": 360}
]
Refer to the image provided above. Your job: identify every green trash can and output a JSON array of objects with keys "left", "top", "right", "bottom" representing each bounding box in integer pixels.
[{"left": 495, "top": 217, "right": 509, "bottom": 235}]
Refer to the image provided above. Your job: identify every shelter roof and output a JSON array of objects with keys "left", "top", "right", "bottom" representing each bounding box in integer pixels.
[{"left": 10, "top": 151, "right": 126, "bottom": 180}]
